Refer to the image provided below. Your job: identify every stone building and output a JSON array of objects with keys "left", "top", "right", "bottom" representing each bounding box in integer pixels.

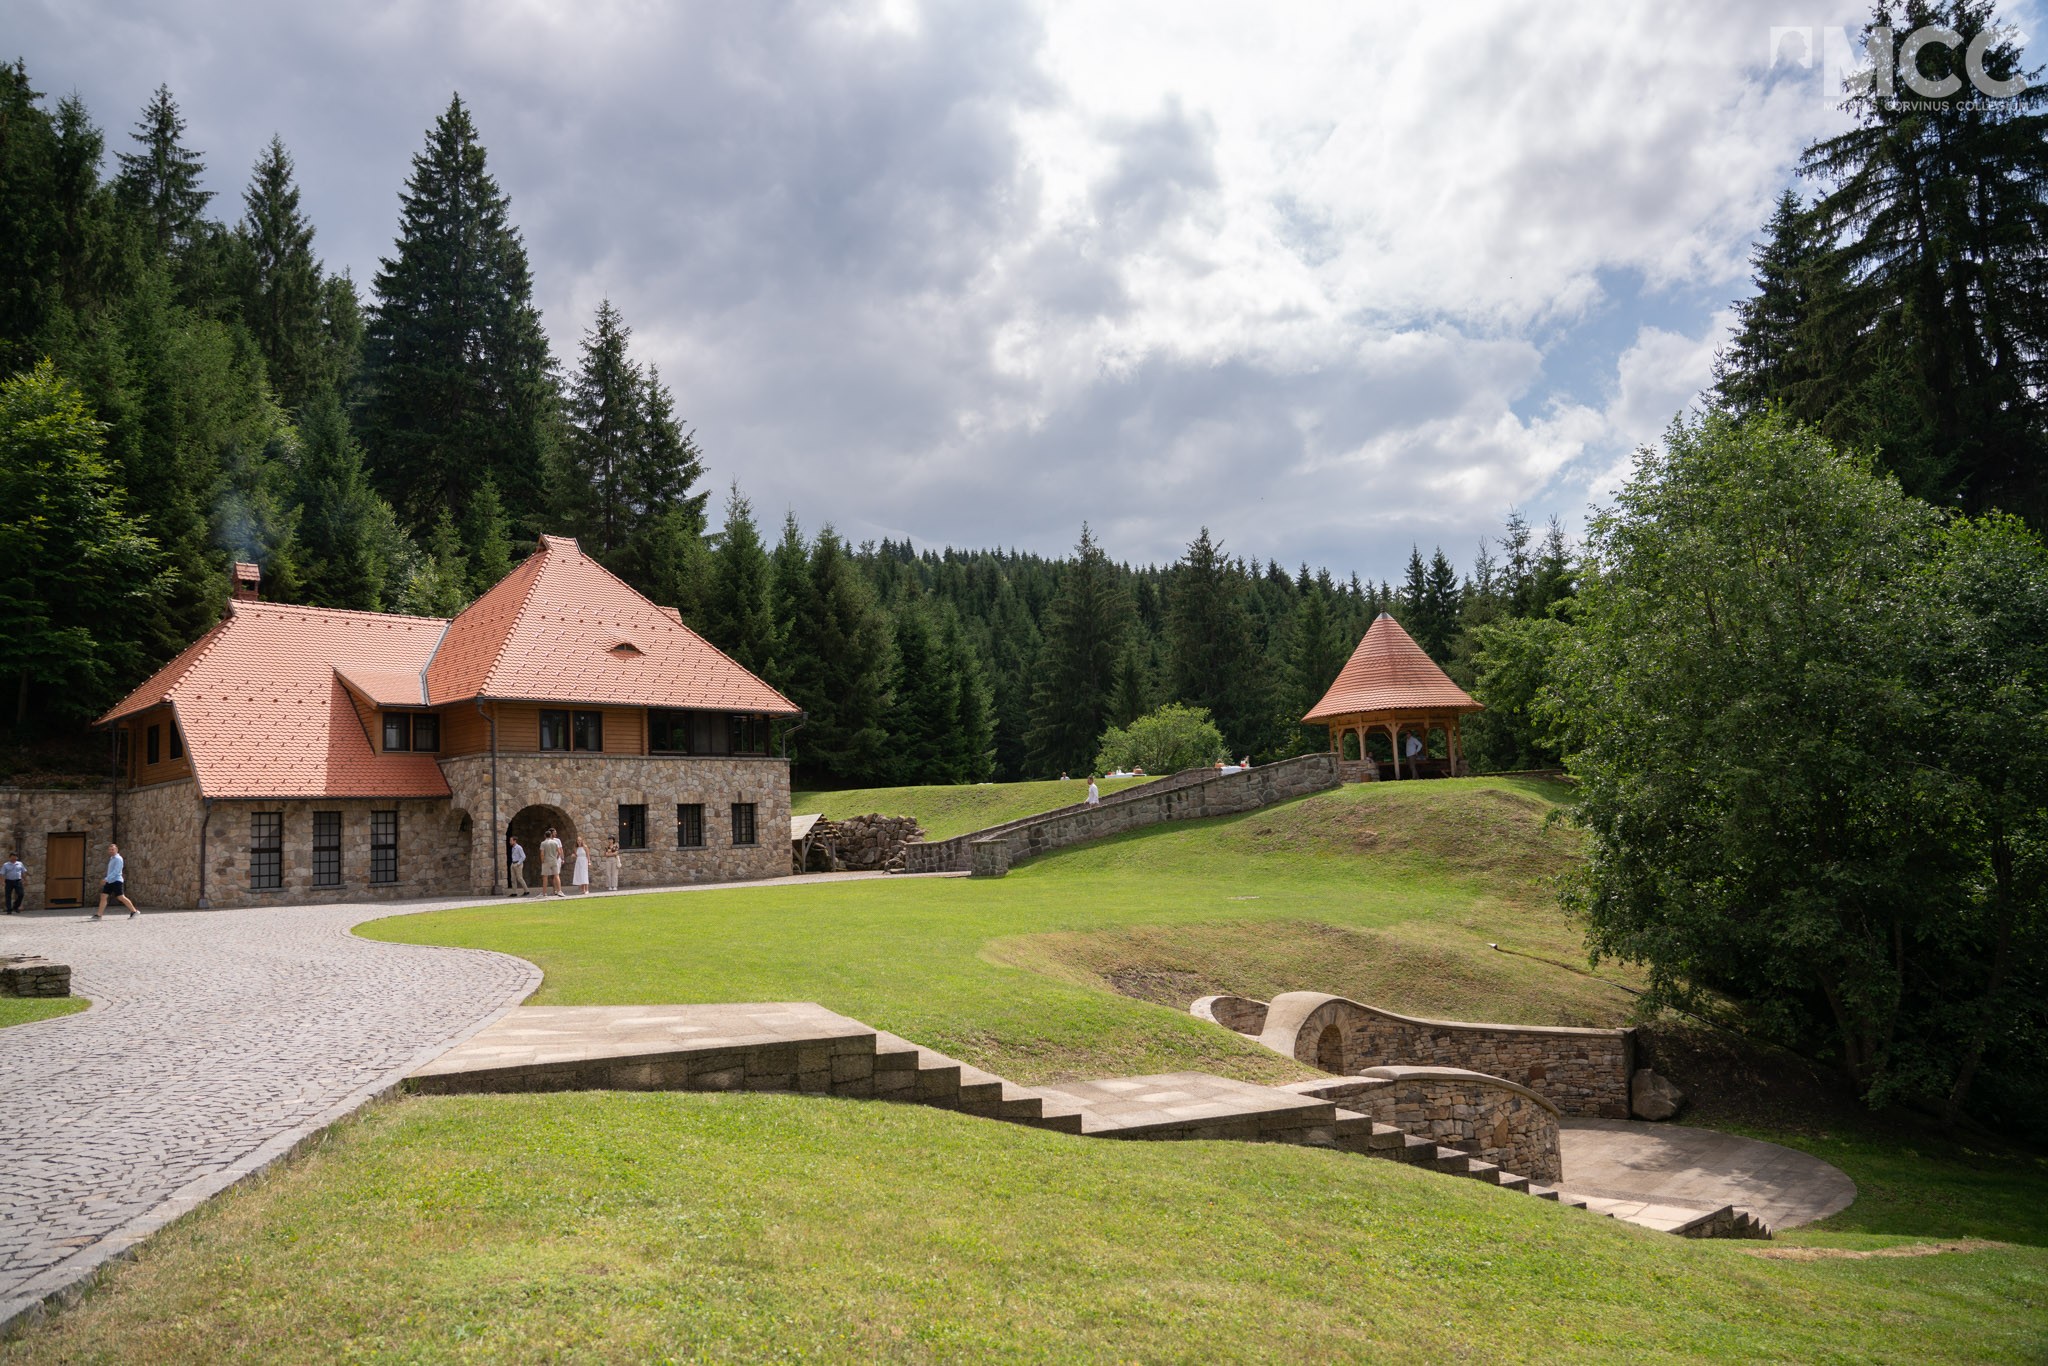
[{"left": 71, "top": 535, "right": 799, "bottom": 910}]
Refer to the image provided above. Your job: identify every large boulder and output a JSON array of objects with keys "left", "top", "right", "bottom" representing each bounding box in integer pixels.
[{"left": 1631, "top": 1068, "right": 1684, "bottom": 1121}]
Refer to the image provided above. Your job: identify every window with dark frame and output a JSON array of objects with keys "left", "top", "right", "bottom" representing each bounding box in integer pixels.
[
  {"left": 370, "top": 810, "right": 398, "bottom": 884},
  {"left": 312, "top": 811, "right": 342, "bottom": 887},
  {"left": 539, "top": 709, "right": 570, "bottom": 751},
  {"left": 146, "top": 724, "right": 161, "bottom": 765},
  {"left": 572, "top": 709, "right": 604, "bottom": 752},
  {"left": 677, "top": 803, "right": 705, "bottom": 849},
  {"left": 383, "top": 713, "right": 410, "bottom": 752},
  {"left": 250, "top": 812, "right": 283, "bottom": 890},
  {"left": 410, "top": 713, "right": 439, "bottom": 752},
  {"left": 730, "top": 802, "right": 757, "bottom": 847},
  {"left": 619, "top": 803, "right": 648, "bottom": 850},
  {"left": 169, "top": 724, "right": 183, "bottom": 761},
  {"left": 727, "top": 714, "right": 769, "bottom": 755}
]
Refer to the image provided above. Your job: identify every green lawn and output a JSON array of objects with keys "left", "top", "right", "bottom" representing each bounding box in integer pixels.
[
  {"left": 8, "top": 1093, "right": 2042, "bottom": 1365},
  {"left": 9, "top": 777, "right": 2044, "bottom": 1361},
  {"left": 791, "top": 775, "right": 1154, "bottom": 839},
  {"left": 0, "top": 996, "right": 87, "bottom": 1030}
]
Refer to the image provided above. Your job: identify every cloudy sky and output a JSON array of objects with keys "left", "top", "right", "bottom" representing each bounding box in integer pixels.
[{"left": 16, "top": 0, "right": 2025, "bottom": 581}]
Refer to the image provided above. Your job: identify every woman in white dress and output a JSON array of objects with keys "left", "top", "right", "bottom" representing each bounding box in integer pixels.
[{"left": 570, "top": 837, "right": 592, "bottom": 895}]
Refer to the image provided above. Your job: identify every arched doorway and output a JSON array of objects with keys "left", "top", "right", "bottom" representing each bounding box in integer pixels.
[
  {"left": 507, "top": 804, "right": 576, "bottom": 876},
  {"left": 1315, "top": 1023, "right": 1345, "bottom": 1073}
]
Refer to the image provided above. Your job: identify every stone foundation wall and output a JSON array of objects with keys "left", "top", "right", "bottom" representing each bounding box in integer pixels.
[
  {"left": 1311, "top": 1068, "right": 1563, "bottom": 1183},
  {"left": 1257, "top": 991, "right": 1636, "bottom": 1120},
  {"left": 199, "top": 797, "right": 470, "bottom": 908},
  {"left": 117, "top": 780, "right": 205, "bottom": 908},
  {"left": 906, "top": 753, "right": 1341, "bottom": 874},
  {"left": 440, "top": 752, "right": 791, "bottom": 894},
  {"left": 1, "top": 786, "right": 115, "bottom": 912}
]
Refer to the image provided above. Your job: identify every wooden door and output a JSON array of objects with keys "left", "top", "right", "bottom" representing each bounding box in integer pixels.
[{"left": 45, "top": 834, "right": 86, "bottom": 907}]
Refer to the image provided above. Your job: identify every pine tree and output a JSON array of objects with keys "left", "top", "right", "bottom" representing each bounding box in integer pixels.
[
  {"left": 1027, "top": 525, "right": 1131, "bottom": 776},
  {"left": 294, "top": 387, "right": 401, "bottom": 609},
  {"left": 986, "top": 573, "right": 1040, "bottom": 780},
  {"left": 400, "top": 509, "right": 472, "bottom": 617},
  {"left": 1110, "top": 641, "right": 1150, "bottom": 727},
  {"left": 789, "top": 529, "right": 893, "bottom": 784},
  {"left": 232, "top": 136, "right": 326, "bottom": 411},
  {"left": 885, "top": 604, "right": 954, "bottom": 782},
  {"left": 707, "top": 483, "right": 776, "bottom": 674},
  {"left": 114, "top": 85, "right": 211, "bottom": 259},
  {"left": 1421, "top": 547, "right": 1463, "bottom": 657},
  {"left": 940, "top": 609, "right": 996, "bottom": 781},
  {"left": 1713, "top": 190, "right": 1829, "bottom": 417},
  {"left": 462, "top": 474, "right": 513, "bottom": 594},
  {"left": 619, "top": 363, "right": 709, "bottom": 595},
  {"left": 558, "top": 298, "right": 640, "bottom": 557},
  {"left": 1288, "top": 583, "right": 1349, "bottom": 746},
  {"left": 361, "top": 94, "right": 556, "bottom": 533},
  {"left": 1167, "top": 528, "right": 1268, "bottom": 754},
  {"left": 766, "top": 512, "right": 810, "bottom": 690}
]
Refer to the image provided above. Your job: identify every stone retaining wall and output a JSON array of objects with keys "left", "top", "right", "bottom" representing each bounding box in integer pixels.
[
  {"left": 1190, "top": 994, "right": 1269, "bottom": 1036},
  {"left": 904, "top": 753, "right": 1342, "bottom": 875},
  {"left": 1258, "top": 991, "right": 1636, "bottom": 1119},
  {"left": 1292, "top": 1068, "right": 1563, "bottom": 1183}
]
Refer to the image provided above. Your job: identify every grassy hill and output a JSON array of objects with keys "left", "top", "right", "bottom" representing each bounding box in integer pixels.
[
  {"left": 12, "top": 777, "right": 2045, "bottom": 1363},
  {"left": 791, "top": 774, "right": 1154, "bottom": 839}
]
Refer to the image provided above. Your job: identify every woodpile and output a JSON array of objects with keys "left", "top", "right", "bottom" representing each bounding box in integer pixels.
[{"left": 825, "top": 814, "right": 925, "bottom": 872}]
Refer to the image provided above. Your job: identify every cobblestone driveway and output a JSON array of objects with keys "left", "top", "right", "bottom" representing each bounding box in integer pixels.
[{"left": 0, "top": 899, "right": 538, "bottom": 1330}]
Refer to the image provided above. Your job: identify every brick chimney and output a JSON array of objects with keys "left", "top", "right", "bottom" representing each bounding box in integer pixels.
[{"left": 231, "top": 561, "right": 261, "bottom": 602}]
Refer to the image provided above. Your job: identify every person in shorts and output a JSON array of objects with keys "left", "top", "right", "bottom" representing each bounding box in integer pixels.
[
  {"left": 94, "top": 843, "right": 139, "bottom": 920},
  {"left": 538, "top": 828, "right": 564, "bottom": 897}
]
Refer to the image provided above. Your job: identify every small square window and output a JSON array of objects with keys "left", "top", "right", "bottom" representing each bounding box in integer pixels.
[
  {"left": 730, "top": 802, "right": 757, "bottom": 847},
  {"left": 411, "top": 714, "right": 439, "bottom": 752},
  {"left": 619, "top": 804, "right": 648, "bottom": 850},
  {"left": 250, "top": 811, "right": 283, "bottom": 890},
  {"left": 539, "top": 709, "right": 570, "bottom": 751},
  {"left": 383, "top": 714, "right": 410, "bottom": 752},
  {"left": 677, "top": 803, "right": 705, "bottom": 849}
]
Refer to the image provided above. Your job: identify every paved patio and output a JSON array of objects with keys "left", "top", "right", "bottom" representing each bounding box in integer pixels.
[{"left": 1558, "top": 1118, "right": 1857, "bottom": 1230}]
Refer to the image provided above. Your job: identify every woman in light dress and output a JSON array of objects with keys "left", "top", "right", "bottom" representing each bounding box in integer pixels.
[
  {"left": 602, "top": 838, "right": 621, "bottom": 892},
  {"left": 570, "top": 837, "right": 592, "bottom": 895}
]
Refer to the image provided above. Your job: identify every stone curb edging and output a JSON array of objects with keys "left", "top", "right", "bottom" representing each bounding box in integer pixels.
[{"left": 0, "top": 915, "right": 542, "bottom": 1341}]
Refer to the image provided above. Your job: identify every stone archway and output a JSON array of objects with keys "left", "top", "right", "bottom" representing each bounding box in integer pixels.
[
  {"left": 507, "top": 804, "right": 576, "bottom": 877},
  {"left": 1315, "top": 1023, "right": 1345, "bottom": 1073}
]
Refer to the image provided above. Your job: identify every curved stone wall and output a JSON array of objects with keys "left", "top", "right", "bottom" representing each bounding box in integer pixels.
[
  {"left": 1257, "top": 991, "right": 1634, "bottom": 1119},
  {"left": 1190, "top": 994, "right": 1269, "bottom": 1035},
  {"left": 1290, "top": 1067, "right": 1562, "bottom": 1183}
]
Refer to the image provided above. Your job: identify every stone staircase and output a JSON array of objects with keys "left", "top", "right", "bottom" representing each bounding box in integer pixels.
[{"left": 407, "top": 1003, "right": 1767, "bottom": 1239}]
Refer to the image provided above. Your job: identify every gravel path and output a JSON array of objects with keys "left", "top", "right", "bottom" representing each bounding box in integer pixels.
[{"left": 0, "top": 898, "right": 540, "bottom": 1332}]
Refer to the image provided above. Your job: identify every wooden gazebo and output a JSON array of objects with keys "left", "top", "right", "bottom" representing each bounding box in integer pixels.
[{"left": 1303, "top": 613, "right": 1482, "bottom": 780}]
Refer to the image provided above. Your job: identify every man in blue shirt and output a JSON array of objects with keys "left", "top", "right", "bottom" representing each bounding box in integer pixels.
[
  {"left": 93, "top": 843, "right": 139, "bottom": 920},
  {"left": 2, "top": 851, "right": 24, "bottom": 914}
]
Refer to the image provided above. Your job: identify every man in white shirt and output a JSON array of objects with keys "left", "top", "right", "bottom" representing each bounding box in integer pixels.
[
  {"left": 538, "top": 829, "right": 564, "bottom": 897},
  {"left": 1086, "top": 778, "right": 1100, "bottom": 806},
  {"left": 507, "top": 837, "right": 528, "bottom": 895},
  {"left": 2, "top": 852, "right": 24, "bottom": 914},
  {"left": 93, "top": 843, "right": 139, "bottom": 920},
  {"left": 1404, "top": 731, "right": 1423, "bottom": 773}
]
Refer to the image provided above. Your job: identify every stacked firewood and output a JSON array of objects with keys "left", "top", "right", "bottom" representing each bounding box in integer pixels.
[{"left": 830, "top": 814, "right": 926, "bottom": 872}]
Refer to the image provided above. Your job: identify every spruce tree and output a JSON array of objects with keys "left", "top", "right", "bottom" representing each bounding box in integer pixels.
[
  {"left": 462, "top": 474, "right": 513, "bottom": 593},
  {"left": 1168, "top": 528, "right": 1268, "bottom": 755},
  {"left": 940, "top": 609, "right": 996, "bottom": 781},
  {"left": 233, "top": 136, "right": 325, "bottom": 412},
  {"left": 400, "top": 509, "right": 472, "bottom": 617},
  {"left": 1713, "top": 190, "right": 1828, "bottom": 418},
  {"left": 294, "top": 387, "right": 399, "bottom": 609},
  {"left": 885, "top": 604, "right": 953, "bottom": 782},
  {"left": 1421, "top": 547, "right": 1463, "bottom": 657},
  {"left": 707, "top": 483, "right": 776, "bottom": 674},
  {"left": 1027, "top": 524, "right": 1131, "bottom": 776},
  {"left": 558, "top": 298, "right": 640, "bottom": 557},
  {"left": 619, "top": 363, "right": 710, "bottom": 597},
  {"left": 789, "top": 529, "right": 893, "bottom": 784},
  {"left": 1288, "top": 583, "right": 1349, "bottom": 745},
  {"left": 362, "top": 94, "right": 556, "bottom": 533},
  {"left": 766, "top": 512, "right": 810, "bottom": 689},
  {"left": 114, "top": 85, "right": 211, "bottom": 259},
  {"left": 986, "top": 573, "right": 1040, "bottom": 780}
]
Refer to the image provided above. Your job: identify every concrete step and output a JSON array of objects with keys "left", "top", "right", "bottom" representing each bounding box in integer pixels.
[
  {"left": 1460, "top": 1159, "right": 1502, "bottom": 1184},
  {"left": 1429, "top": 1146, "right": 1472, "bottom": 1175},
  {"left": 1526, "top": 1184, "right": 1561, "bottom": 1201},
  {"left": 1494, "top": 1172, "right": 1531, "bottom": 1194}
]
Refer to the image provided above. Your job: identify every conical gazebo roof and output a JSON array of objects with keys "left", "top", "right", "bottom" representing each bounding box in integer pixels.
[{"left": 1302, "top": 613, "right": 1480, "bottom": 722}]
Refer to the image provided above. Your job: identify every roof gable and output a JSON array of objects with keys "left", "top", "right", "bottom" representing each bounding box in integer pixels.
[{"left": 1303, "top": 613, "right": 1481, "bottom": 721}]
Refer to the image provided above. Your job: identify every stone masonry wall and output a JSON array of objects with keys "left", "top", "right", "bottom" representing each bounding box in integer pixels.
[
  {"left": 1255, "top": 992, "right": 1635, "bottom": 1119},
  {"left": 1, "top": 787, "right": 115, "bottom": 912},
  {"left": 904, "top": 753, "right": 1341, "bottom": 874},
  {"left": 1328, "top": 1069, "right": 1563, "bottom": 1183},
  {"left": 439, "top": 753, "right": 791, "bottom": 894}
]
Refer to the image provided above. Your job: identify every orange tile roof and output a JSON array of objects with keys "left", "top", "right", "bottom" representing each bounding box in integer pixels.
[
  {"left": 1303, "top": 613, "right": 1482, "bottom": 721},
  {"left": 425, "top": 535, "right": 801, "bottom": 714},
  {"left": 98, "top": 603, "right": 453, "bottom": 799}
]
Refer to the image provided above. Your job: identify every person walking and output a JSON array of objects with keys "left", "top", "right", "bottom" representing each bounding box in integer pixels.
[
  {"left": 539, "top": 828, "right": 564, "bottom": 897},
  {"left": 2, "top": 851, "right": 24, "bottom": 914},
  {"left": 570, "top": 837, "right": 592, "bottom": 895},
  {"left": 93, "top": 843, "right": 138, "bottom": 920},
  {"left": 1086, "top": 777, "right": 1101, "bottom": 806},
  {"left": 602, "top": 838, "right": 621, "bottom": 893},
  {"left": 507, "top": 836, "right": 528, "bottom": 895}
]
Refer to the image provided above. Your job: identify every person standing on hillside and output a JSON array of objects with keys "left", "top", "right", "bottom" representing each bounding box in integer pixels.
[
  {"left": 1086, "top": 777, "right": 1100, "bottom": 806},
  {"left": 539, "top": 828, "right": 564, "bottom": 897},
  {"left": 2, "top": 852, "right": 24, "bottom": 914},
  {"left": 507, "top": 836, "right": 528, "bottom": 895},
  {"left": 93, "top": 844, "right": 138, "bottom": 920}
]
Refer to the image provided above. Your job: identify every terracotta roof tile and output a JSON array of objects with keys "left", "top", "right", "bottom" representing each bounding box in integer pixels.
[
  {"left": 425, "top": 536, "right": 800, "bottom": 714},
  {"left": 1302, "top": 613, "right": 1482, "bottom": 721}
]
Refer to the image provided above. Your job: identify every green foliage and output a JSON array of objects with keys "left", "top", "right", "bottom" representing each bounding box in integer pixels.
[
  {"left": 399, "top": 509, "right": 472, "bottom": 618},
  {"left": 461, "top": 474, "right": 513, "bottom": 596},
  {"left": 112, "top": 85, "right": 211, "bottom": 262},
  {"left": 1166, "top": 528, "right": 1269, "bottom": 757},
  {"left": 231, "top": 137, "right": 333, "bottom": 413},
  {"left": 361, "top": 94, "right": 556, "bottom": 534},
  {"left": 293, "top": 387, "right": 406, "bottom": 610},
  {"left": 0, "top": 361, "right": 164, "bottom": 727},
  {"left": 1554, "top": 409, "right": 2048, "bottom": 1119},
  {"left": 787, "top": 529, "right": 894, "bottom": 784},
  {"left": 1462, "top": 614, "right": 1569, "bottom": 771},
  {"left": 1027, "top": 525, "right": 1132, "bottom": 777},
  {"left": 707, "top": 483, "right": 776, "bottom": 677},
  {"left": 556, "top": 298, "right": 640, "bottom": 557},
  {"left": 1094, "top": 702, "right": 1225, "bottom": 776}
]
